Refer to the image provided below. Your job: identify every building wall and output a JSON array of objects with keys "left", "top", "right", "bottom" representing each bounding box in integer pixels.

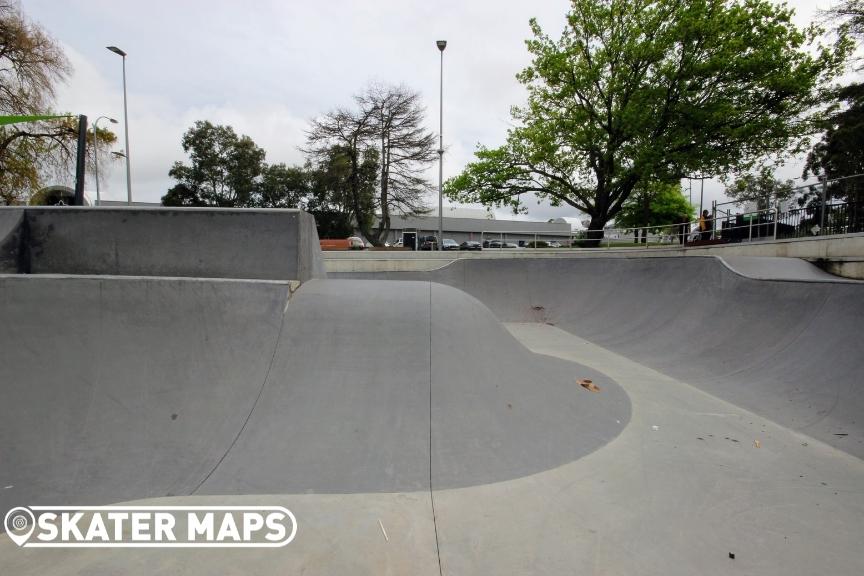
[{"left": 386, "top": 215, "right": 572, "bottom": 245}]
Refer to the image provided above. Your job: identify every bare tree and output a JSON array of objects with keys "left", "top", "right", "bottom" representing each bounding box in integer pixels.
[
  {"left": 304, "top": 84, "right": 436, "bottom": 245},
  {"left": 358, "top": 84, "right": 436, "bottom": 244},
  {"left": 304, "top": 106, "right": 378, "bottom": 239}
]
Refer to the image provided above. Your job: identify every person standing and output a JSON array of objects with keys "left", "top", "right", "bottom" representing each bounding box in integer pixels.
[{"left": 700, "top": 210, "right": 713, "bottom": 241}]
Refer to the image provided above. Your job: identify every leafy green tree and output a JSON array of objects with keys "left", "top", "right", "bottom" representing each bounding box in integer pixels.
[
  {"left": 445, "top": 0, "right": 850, "bottom": 245},
  {"left": 255, "top": 163, "right": 307, "bottom": 208},
  {"left": 0, "top": 4, "right": 116, "bottom": 204},
  {"left": 306, "top": 146, "right": 352, "bottom": 214},
  {"left": 723, "top": 166, "right": 795, "bottom": 210},
  {"left": 305, "top": 108, "right": 377, "bottom": 239},
  {"left": 163, "top": 121, "right": 266, "bottom": 207},
  {"left": 305, "top": 145, "right": 378, "bottom": 238},
  {"left": 615, "top": 181, "right": 693, "bottom": 242}
]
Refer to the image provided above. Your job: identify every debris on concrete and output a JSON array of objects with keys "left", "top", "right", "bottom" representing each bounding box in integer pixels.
[
  {"left": 651, "top": 425, "right": 660, "bottom": 431},
  {"left": 754, "top": 440, "right": 761, "bottom": 448},
  {"left": 729, "top": 552, "right": 735, "bottom": 560},
  {"left": 378, "top": 518, "right": 389, "bottom": 543},
  {"left": 578, "top": 378, "right": 600, "bottom": 392}
]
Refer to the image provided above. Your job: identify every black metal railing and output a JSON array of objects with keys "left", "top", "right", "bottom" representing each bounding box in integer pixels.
[
  {"left": 776, "top": 201, "right": 864, "bottom": 239},
  {"left": 712, "top": 201, "right": 862, "bottom": 242}
]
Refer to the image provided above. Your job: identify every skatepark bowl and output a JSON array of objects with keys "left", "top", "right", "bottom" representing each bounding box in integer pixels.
[{"left": 1, "top": 206, "right": 862, "bottom": 575}]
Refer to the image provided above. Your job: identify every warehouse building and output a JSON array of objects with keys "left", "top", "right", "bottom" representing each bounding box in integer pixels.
[{"left": 385, "top": 208, "right": 572, "bottom": 246}]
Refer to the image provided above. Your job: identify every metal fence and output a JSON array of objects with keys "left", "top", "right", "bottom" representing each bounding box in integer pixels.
[
  {"left": 480, "top": 174, "right": 864, "bottom": 249},
  {"left": 776, "top": 201, "right": 864, "bottom": 239}
]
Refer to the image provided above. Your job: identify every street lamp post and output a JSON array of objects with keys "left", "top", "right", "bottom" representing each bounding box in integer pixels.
[
  {"left": 107, "top": 46, "right": 132, "bottom": 204},
  {"left": 92, "top": 116, "right": 118, "bottom": 206},
  {"left": 436, "top": 40, "right": 447, "bottom": 251}
]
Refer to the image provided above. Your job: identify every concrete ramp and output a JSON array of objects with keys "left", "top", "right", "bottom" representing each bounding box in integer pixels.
[
  {"left": 0, "top": 275, "right": 290, "bottom": 514},
  {"left": 199, "top": 279, "right": 628, "bottom": 495},
  {"left": 337, "top": 256, "right": 864, "bottom": 458},
  {"left": 0, "top": 275, "right": 628, "bottom": 517}
]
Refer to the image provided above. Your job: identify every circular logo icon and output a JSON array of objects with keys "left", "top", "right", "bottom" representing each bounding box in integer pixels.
[{"left": 4, "top": 507, "right": 35, "bottom": 547}]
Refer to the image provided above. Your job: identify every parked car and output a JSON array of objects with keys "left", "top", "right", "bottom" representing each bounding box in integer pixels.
[
  {"left": 418, "top": 235, "right": 438, "bottom": 250},
  {"left": 459, "top": 241, "right": 482, "bottom": 251},
  {"left": 347, "top": 236, "right": 367, "bottom": 250},
  {"left": 547, "top": 241, "right": 562, "bottom": 248}
]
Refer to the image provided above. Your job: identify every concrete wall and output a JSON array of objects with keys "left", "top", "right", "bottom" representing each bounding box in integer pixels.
[
  {"left": 323, "top": 233, "right": 864, "bottom": 277},
  {"left": 0, "top": 208, "right": 23, "bottom": 274},
  {"left": 0, "top": 207, "right": 324, "bottom": 281},
  {"left": 685, "top": 232, "right": 864, "bottom": 259}
]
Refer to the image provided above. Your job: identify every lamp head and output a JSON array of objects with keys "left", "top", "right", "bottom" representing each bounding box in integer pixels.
[{"left": 106, "top": 46, "right": 127, "bottom": 57}]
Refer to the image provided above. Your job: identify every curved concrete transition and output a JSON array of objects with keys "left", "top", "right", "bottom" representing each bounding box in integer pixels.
[
  {"left": 339, "top": 255, "right": 864, "bottom": 458},
  {"left": 0, "top": 275, "right": 628, "bottom": 515}
]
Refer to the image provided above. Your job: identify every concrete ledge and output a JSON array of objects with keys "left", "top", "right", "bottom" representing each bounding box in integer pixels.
[
  {"left": 324, "top": 234, "right": 864, "bottom": 277},
  {"left": 0, "top": 206, "right": 325, "bottom": 281},
  {"left": 684, "top": 232, "right": 864, "bottom": 259}
]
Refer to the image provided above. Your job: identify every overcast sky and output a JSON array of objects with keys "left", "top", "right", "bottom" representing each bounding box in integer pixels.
[{"left": 22, "top": 0, "right": 842, "bottom": 222}]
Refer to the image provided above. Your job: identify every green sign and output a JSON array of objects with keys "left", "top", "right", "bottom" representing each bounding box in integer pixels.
[{"left": 0, "top": 114, "right": 71, "bottom": 126}]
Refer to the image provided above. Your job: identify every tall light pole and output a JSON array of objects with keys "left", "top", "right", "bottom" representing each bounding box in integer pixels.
[
  {"left": 436, "top": 40, "right": 447, "bottom": 251},
  {"left": 92, "top": 116, "right": 117, "bottom": 206},
  {"left": 107, "top": 46, "right": 132, "bottom": 204}
]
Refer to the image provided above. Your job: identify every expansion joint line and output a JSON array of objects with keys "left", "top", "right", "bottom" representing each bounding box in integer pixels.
[
  {"left": 190, "top": 287, "right": 291, "bottom": 494},
  {"left": 428, "top": 283, "right": 444, "bottom": 576}
]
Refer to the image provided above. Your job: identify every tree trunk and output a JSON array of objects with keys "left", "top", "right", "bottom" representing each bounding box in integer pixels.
[{"left": 582, "top": 214, "right": 607, "bottom": 247}]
